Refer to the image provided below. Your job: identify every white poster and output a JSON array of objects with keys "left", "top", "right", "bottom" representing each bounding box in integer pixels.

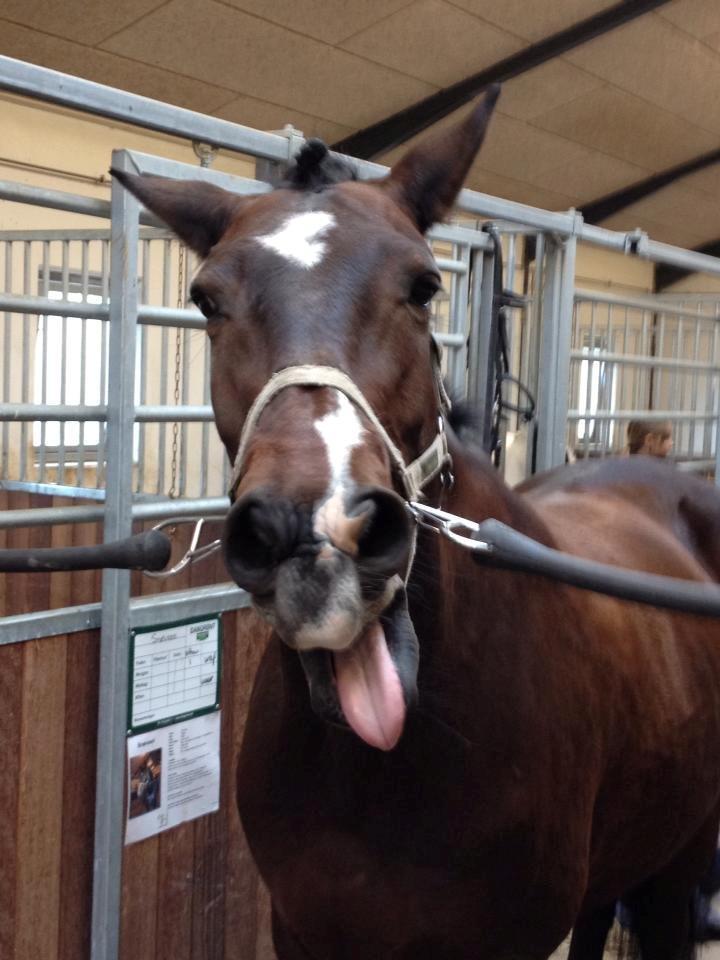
[
  {"left": 125, "top": 614, "right": 222, "bottom": 844},
  {"left": 125, "top": 710, "right": 221, "bottom": 845}
]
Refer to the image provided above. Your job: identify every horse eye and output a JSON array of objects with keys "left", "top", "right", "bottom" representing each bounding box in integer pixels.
[
  {"left": 190, "top": 288, "right": 218, "bottom": 319},
  {"left": 409, "top": 276, "right": 440, "bottom": 308}
]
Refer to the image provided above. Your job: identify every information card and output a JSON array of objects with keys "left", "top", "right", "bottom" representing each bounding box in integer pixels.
[{"left": 125, "top": 615, "right": 222, "bottom": 845}]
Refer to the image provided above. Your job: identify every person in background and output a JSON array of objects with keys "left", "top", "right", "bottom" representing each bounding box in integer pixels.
[{"left": 626, "top": 418, "right": 673, "bottom": 458}]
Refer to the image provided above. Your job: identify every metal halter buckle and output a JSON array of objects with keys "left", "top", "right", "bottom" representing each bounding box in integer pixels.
[
  {"left": 143, "top": 517, "right": 222, "bottom": 579},
  {"left": 408, "top": 502, "right": 493, "bottom": 554}
]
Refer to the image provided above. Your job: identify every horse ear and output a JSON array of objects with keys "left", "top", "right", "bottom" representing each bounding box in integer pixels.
[
  {"left": 383, "top": 85, "right": 500, "bottom": 233},
  {"left": 110, "top": 170, "right": 244, "bottom": 258}
]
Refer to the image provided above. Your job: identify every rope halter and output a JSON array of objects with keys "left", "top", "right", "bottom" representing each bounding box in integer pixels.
[{"left": 227, "top": 358, "right": 452, "bottom": 505}]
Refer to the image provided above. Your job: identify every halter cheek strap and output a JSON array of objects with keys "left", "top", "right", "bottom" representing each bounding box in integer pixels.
[{"left": 228, "top": 363, "right": 451, "bottom": 503}]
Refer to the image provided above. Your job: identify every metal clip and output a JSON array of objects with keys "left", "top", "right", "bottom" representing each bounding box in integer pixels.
[
  {"left": 408, "top": 502, "right": 493, "bottom": 554},
  {"left": 143, "top": 517, "right": 222, "bottom": 578}
]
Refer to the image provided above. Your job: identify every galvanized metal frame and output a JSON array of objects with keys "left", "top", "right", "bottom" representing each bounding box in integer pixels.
[
  {"left": 91, "top": 150, "right": 139, "bottom": 960},
  {"left": 568, "top": 287, "right": 720, "bottom": 476},
  {"left": 535, "top": 235, "right": 577, "bottom": 472}
]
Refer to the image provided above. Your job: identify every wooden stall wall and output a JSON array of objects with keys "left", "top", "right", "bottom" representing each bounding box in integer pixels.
[{"left": 0, "top": 489, "right": 275, "bottom": 960}]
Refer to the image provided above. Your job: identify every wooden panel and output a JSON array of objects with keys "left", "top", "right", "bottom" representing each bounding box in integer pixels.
[
  {"left": 189, "top": 538, "right": 227, "bottom": 960},
  {"left": 0, "top": 20, "right": 234, "bottom": 115},
  {"left": 499, "top": 59, "right": 603, "bottom": 122},
  {"left": 533, "top": 86, "right": 718, "bottom": 172},
  {"left": 153, "top": 541, "right": 195, "bottom": 960},
  {"left": 565, "top": 14, "right": 720, "bottom": 136},
  {"left": 155, "top": 824, "right": 195, "bottom": 960},
  {"left": 100, "top": 0, "right": 435, "bottom": 129},
  {"left": 14, "top": 635, "right": 67, "bottom": 960},
  {"left": 222, "top": 611, "right": 259, "bottom": 959},
  {"left": 13, "top": 499, "right": 64, "bottom": 960},
  {"left": 1, "top": 493, "right": 271, "bottom": 960},
  {"left": 449, "top": 0, "right": 618, "bottom": 41},
  {"left": 224, "top": 610, "right": 275, "bottom": 960},
  {"left": 255, "top": 882, "right": 274, "bottom": 960},
  {"left": 59, "top": 515, "right": 102, "bottom": 960},
  {"left": 58, "top": 630, "right": 99, "bottom": 960},
  {"left": 218, "top": 0, "right": 411, "bottom": 46},
  {"left": 0, "top": 488, "right": 24, "bottom": 959},
  {"left": 658, "top": 0, "right": 720, "bottom": 49},
  {"left": 339, "top": 0, "right": 522, "bottom": 88},
  {"left": 0, "top": 638, "right": 23, "bottom": 958},
  {"left": 0, "top": 0, "right": 165, "bottom": 46}
]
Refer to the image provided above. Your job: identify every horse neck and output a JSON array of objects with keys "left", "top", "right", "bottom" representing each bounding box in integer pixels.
[
  {"left": 408, "top": 436, "right": 562, "bottom": 698},
  {"left": 434, "top": 433, "right": 552, "bottom": 545}
]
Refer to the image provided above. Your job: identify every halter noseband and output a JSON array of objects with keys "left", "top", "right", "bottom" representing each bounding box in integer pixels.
[{"left": 228, "top": 358, "right": 452, "bottom": 505}]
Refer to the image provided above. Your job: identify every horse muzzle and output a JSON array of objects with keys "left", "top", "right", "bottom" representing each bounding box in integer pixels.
[
  {"left": 222, "top": 485, "right": 419, "bottom": 750},
  {"left": 222, "top": 484, "right": 411, "bottom": 596}
]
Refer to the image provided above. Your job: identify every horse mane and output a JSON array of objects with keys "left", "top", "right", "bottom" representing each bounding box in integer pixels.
[
  {"left": 447, "top": 399, "right": 477, "bottom": 435},
  {"left": 281, "top": 139, "right": 357, "bottom": 192}
]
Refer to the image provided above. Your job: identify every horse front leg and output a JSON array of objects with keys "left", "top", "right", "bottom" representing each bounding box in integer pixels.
[
  {"left": 271, "top": 907, "right": 318, "bottom": 960},
  {"left": 566, "top": 903, "right": 617, "bottom": 960}
]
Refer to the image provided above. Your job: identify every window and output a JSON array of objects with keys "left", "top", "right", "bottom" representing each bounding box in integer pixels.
[
  {"left": 576, "top": 334, "right": 616, "bottom": 445},
  {"left": 33, "top": 270, "right": 106, "bottom": 453}
]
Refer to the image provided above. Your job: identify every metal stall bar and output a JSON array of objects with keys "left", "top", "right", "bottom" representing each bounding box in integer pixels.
[
  {"left": 2, "top": 239, "right": 11, "bottom": 478},
  {"left": 0, "top": 179, "right": 112, "bottom": 219},
  {"left": 535, "top": 235, "right": 577, "bottom": 472},
  {"left": 467, "top": 247, "right": 496, "bottom": 451},
  {"left": 0, "top": 496, "right": 229, "bottom": 530},
  {"left": 2, "top": 582, "right": 249, "bottom": 646},
  {"left": 0, "top": 403, "right": 214, "bottom": 421},
  {"left": 0, "top": 55, "right": 293, "bottom": 163},
  {"left": 568, "top": 351, "right": 720, "bottom": 374},
  {"left": 0, "top": 292, "right": 207, "bottom": 328},
  {"left": 567, "top": 409, "right": 719, "bottom": 422},
  {"left": 90, "top": 151, "right": 139, "bottom": 960},
  {"left": 575, "top": 288, "right": 720, "bottom": 323},
  {"left": 9, "top": 55, "right": 720, "bottom": 282}
]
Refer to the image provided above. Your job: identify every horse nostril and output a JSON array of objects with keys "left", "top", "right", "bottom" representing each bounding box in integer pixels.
[
  {"left": 223, "top": 492, "right": 298, "bottom": 592},
  {"left": 350, "top": 488, "right": 412, "bottom": 575}
]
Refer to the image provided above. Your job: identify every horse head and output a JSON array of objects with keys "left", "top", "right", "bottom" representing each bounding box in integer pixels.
[{"left": 113, "top": 87, "right": 499, "bottom": 751}]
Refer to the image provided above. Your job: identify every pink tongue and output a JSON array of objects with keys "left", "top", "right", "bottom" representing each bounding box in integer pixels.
[{"left": 333, "top": 622, "right": 406, "bottom": 751}]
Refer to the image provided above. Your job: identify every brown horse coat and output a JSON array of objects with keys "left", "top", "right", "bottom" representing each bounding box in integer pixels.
[{"left": 236, "top": 447, "right": 720, "bottom": 958}]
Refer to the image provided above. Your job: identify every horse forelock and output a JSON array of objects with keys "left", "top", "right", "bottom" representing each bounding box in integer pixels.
[{"left": 281, "top": 138, "right": 357, "bottom": 193}]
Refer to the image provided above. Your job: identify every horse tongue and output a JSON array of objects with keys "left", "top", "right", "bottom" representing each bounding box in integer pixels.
[{"left": 333, "top": 621, "right": 406, "bottom": 751}]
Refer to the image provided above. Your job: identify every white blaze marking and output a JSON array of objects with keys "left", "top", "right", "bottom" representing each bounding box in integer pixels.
[
  {"left": 314, "top": 392, "right": 363, "bottom": 493},
  {"left": 257, "top": 211, "right": 335, "bottom": 268}
]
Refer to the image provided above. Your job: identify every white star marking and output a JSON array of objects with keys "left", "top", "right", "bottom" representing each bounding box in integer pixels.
[
  {"left": 257, "top": 211, "right": 336, "bottom": 269},
  {"left": 314, "top": 391, "right": 364, "bottom": 493}
]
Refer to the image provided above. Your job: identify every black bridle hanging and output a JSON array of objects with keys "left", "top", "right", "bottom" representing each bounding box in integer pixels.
[{"left": 482, "top": 224, "right": 536, "bottom": 468}]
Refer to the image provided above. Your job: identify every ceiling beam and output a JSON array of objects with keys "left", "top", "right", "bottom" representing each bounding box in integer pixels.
[
  {"left": 582, "top": 147, "right": 720, "bottom": 224},
  {"left": 655, "top": 238, "right": 720, "bottom": 290},
  {"left": 331, "top": 0, "right": 671, "bottom": 160}
]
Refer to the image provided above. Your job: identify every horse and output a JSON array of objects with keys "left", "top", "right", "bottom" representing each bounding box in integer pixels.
[{"left": 113, "top": 87, "right": 720, "bottom": 960}]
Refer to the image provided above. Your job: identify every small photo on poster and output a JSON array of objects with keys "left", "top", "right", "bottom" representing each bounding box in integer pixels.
[{"left": 128, "top": 749, "right": 162, "bottom": 819}]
